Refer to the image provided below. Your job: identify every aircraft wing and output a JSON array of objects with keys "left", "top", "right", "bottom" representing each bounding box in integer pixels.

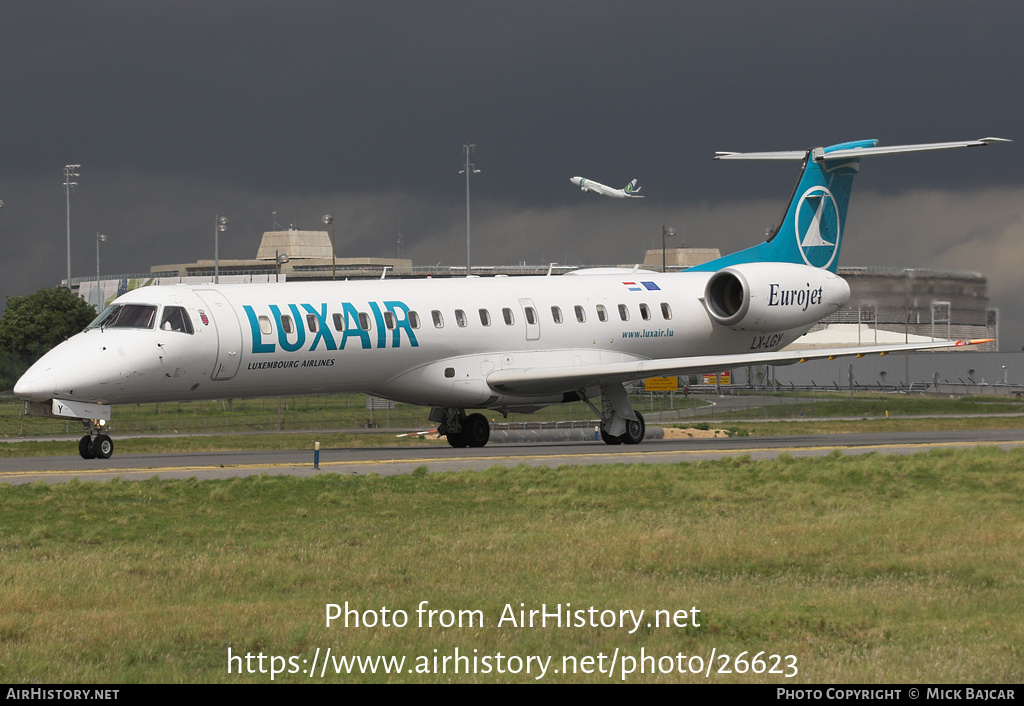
[{"left": 486, "top": 338, "right": 992, "bottom": 395}]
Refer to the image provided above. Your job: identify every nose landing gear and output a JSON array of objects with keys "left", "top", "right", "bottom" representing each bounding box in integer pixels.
[{"left": 78, "top": 419, "right": 114, "bottom": 459}]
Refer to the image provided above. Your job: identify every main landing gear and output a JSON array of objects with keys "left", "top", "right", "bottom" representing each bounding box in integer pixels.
[
  {"left": 434, "top": 408, "right": 491, "bottom": 448},
  {"left": 583, "top": 384, "right": 647, "bottom": 446},
  {"left": 432, "top": 383, "right": 648, "bottom": 450},
  {"left": 598, "top": 411, "right": 645, "bottom": 445},
  {"left": 78, "top": 420, "right": 114, "bottom": 459}
]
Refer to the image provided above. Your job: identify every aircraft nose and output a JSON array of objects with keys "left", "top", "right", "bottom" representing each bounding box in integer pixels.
[{"left": 14, "top": 370, "right": 57, "bottom": 402}]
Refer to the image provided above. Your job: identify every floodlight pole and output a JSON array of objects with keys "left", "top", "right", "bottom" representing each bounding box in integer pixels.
[
  {"left": 214, "top": 216, "right": 228, "bottom": 284},
  {"left": 662, "top": 225, "right": 677, "bottom": 273},
  {"left": 461, "top": 144, "right": 480, "bottom": 277},
  {"left": 63, "top": 165, "right": 80, "bottom": 289},
  {"left": 276, "top": 250, "right": 289, "bottom": 283},
  {"left": 95, "top": 232, "right": 106, "bottom": 308},
  {"left": 322, "top": 213, "right": 336, "bottom": 280}
]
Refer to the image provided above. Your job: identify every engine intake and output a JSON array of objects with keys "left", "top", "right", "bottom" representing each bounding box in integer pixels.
[{"left": 705, "top": 269, "right": 750, "bottom": 327}]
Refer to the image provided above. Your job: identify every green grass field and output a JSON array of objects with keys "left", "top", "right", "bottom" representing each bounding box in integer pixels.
[{"left": 1, "top": 448, "right": 1021, "bottom": 683}]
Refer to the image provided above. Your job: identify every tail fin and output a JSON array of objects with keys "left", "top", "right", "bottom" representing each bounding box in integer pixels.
[
  {"left": 625, "top": 178, "right": 641, "bottom": 194},
  {"left": 689, "top": 137, "right": 1009, "bottom": 274}
]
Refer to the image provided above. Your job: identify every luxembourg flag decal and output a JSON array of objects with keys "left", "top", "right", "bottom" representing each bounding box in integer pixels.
[{"left": 623, "top": 281, "right": 661, "bottom": 292}]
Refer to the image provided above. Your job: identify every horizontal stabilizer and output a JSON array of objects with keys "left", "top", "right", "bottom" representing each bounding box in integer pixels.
[
  {"left": 715, "top": 137, "right": 1010, "bottom": 161},
  {"left": 715, "top": 150, "right": 807, "bottom": 161}
]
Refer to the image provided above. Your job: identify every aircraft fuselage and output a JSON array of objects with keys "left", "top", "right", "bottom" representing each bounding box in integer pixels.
[{"left": 14, "top": 268, "right": 845, "bottom": 412}]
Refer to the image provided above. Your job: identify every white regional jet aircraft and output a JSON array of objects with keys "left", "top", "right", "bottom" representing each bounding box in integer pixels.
[
  {"left": 16, "top": 137, "right": 1008, "bottom": 459},
  {"left": 570, "top": 176, "right": 644, "bottom": 198}
]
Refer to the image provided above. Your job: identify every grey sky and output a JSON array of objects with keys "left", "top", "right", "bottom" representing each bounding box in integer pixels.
[{"left": 2, "top": 1, "right": 1022, "bottom": 344}]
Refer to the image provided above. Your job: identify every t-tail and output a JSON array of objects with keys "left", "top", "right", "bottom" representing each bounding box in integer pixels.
[{"left": 689, "top": 137, "right": 1010, "bottom": 274}]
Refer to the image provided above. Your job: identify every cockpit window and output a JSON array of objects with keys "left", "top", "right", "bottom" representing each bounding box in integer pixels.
[
  {"left": 87, "top": 304, "right": 158, "bottom": 330},
  {"left": 160, "top": 306, "right": 194, "bottom": 334}
]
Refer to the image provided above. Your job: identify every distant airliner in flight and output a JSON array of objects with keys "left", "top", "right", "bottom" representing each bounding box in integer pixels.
[
  {"left": 570, "top": 176, "right": 644, "bottom": 198},
  {"left": 15, "top": 136, "right": 1008, "bottom": 459}
]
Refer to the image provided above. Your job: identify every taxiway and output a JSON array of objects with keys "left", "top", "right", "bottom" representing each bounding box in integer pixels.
[{"left": 3, "top": 428, "right": 1023, "bottom": 484}]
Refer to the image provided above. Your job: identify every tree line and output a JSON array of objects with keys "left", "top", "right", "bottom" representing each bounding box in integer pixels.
[{"left": 0, "top": 288, "right": 98, "bottom": 391}]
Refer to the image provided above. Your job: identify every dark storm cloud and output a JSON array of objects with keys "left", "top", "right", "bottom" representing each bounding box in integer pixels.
[
  {"left": 1, "top": 1, "right": 1022, "bottom": 344},
  {"left": 5, "top": 1, "right": 1020, "bottom": 195}
]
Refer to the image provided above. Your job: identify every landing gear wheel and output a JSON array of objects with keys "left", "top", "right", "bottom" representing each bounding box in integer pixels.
[
  {"left": 79, "top": 435, "right": 96, "bottom": 459},
  {"left": 464, "top": 413, "right": 490, "bottom": 448},
  {"left": 90, "top": 434, "right": 114, "bottom": 459},
  {"left": 600, "top": 427, "right": 623, "bottom": 445},
  {"left": 446, "top": 429, "right": 468, "bottom": 448},
  {"left": 622, "top": 412, "right": 645, "bottom": 445}
]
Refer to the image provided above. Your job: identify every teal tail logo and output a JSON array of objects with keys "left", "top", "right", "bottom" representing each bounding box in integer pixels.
[
  {"left": 793, "top": 184, "right": 842, "bottom": 270},
  {"left": 780, "top": 146, "right": 862, "bottom": 270},
  {"left": 690, "top": 139, "right": 873, "bottom": 274}
]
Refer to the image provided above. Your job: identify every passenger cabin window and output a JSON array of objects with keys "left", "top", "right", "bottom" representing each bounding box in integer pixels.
[
  {"left": 640, "top": 303, "right": 651, "bottom": 321},
  {"left": 333, "top": 313, "right": 345, "bottom": 331},
  {"left": 159, "top": 306, "right": 194, "bottom": 334},
  {"left": 383, "top": 311, "right": 396, "bottom": 330},
  {"left": 618, "top": 304, "right": 629, "bottom": 321},
  {"left": 661, "top": 303, "right": 672, "bottom": 320},
  {"left": 455, "top": 309, "right": 467, "bottom": 328},
  {"left": 574, "top": 305, "right": 586, "bottom": 323},
  {"left": 87, "top": 304, "right": 158, "bottom": 330},
  {"left": 479, "top": 309, "right": 491, "bottom": 326},
  {"left": 409, "top": 311, "right": 421, "bottom": 329},
  {"left": 525, "top": 307, "right": 537, "bottom": 325},
  {"left": 259, "top": 315, "right": 273, "bottom": 336},
  {"left": 281, "top": 315, "right": 294, "bottom": 334},
  {"left": 596, "top": 305, "right": 608, "bottom": 322},
  {"left": 432, "top": 310, "right": 444, "bottom": 328},
  {"left": 551, "top": 306, "right": 563, "bottom": 324},
  {"left": 502, "top": 308, "right": 514, "bottom": 325},
  {"left": 306, "top": 314, "right": 318, "bottom": 332},
  {"left": 359, "top": 313, "right": 371, "bottom": 331}
]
